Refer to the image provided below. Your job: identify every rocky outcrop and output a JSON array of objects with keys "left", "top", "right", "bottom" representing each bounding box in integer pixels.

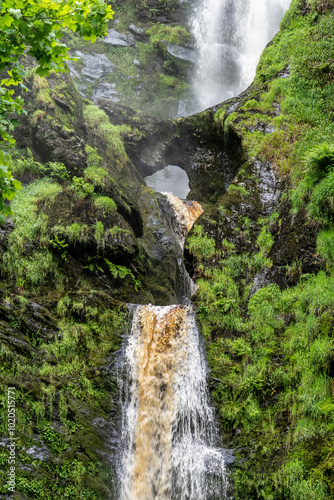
[{"left": 63, "top": 0, "right": 193, "bottom": 119}]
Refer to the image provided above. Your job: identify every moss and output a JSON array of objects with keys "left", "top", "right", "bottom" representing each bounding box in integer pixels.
[
  {"left": 83, "top": 105, "right": 129, "bottom": 166},
  {"left": 146, "top": 23, "right": 192, "bottom": 47},
  {"left": 93, "top": 196, "right": 117, "bottom": 213},
  {"left": 0, "top": 289, "right": 128, "bottom": 499}
]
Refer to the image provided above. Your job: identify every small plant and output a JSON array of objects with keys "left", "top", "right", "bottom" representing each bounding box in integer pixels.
[
  {"left": 305, "top": 143, "right": 334, "bottom": 185},
  {"left": 256, "top": 226, "right": 274, "bottom": 255},
  {"left": 13, "top": 149, "right": 44, "bottom": 176},
  {"left": 308, "top": 170, "right": 334, "bottom": 222},
  {"left": 186, "top": 226, "right": 216, "bottom": 260},
  {"left": 104, "top": 258, "right": 134, "bottom": 279},
  {"left": 227, "top": 183, "right": 250, "bottom": 197},
  {"left": 317, "top": 228, "right": 334, "bottom": 266},
  {"left": 133, "top": 276, "right": 142, "bottom": 291},
  {"left": 84, "top": 254, "right": 103, "bottom": 272},
  {"left": 46, "top": 162, "right": 70, "bottom": 182},
  {"left": 94, "top": 221, "right": 105, "bottom": 249},
  {"left": 50, "top": 234, "right": 68, "bottom": 260},
  {"left": 71, "top": 176, "right": 94, "bottom": 198}
]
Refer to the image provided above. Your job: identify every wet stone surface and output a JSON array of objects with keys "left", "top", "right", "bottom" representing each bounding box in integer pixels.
[
  {"left": 167, "top": 45, "right": 197, "bottom": 64},
  {"left": 103, "top": 28, "right": 136, "bottom": 47}
]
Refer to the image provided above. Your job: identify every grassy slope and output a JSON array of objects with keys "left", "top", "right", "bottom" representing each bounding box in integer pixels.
[{"left": 186, "top": 1, "right": 334, "bottom": 498}]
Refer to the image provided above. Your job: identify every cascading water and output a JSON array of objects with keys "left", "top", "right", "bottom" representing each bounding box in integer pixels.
[
  {"left": 118, "top": 305, "right": 230, "bottom": 500},
  {"left": 190, "top": 0, "right": 291, "bottom": 112},
  {"left": 116, "top": 195, "right": 231, "bottom": 499}
]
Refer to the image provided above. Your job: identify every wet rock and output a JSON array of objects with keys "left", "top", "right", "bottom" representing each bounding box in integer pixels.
[
  {"left": 167, "top": 44, "right": 197, "bottom": 64},
  {"left": 91, "top": 417, "right": 117, "bottom": 462},
  {"left": 279, "top": 65, "right": 290, "bottom": 78},
  {"left": 0, "top": 292, "right": 58, "bottom": 348},
  {"left": 0, "top": 218, "right": 14, "bottom": 253},
  {"left": 92, "top": 81, "right": 119, "bottom": 102},
  {"left": 24, "top": 441, "right": 54, "bottom": 461},
  {"left": 252, "top": 160, "right": 282, "bottom": 214},
  {"left": 103, "top": 28, "right": 136, "bottom": 47},
  {"left": 0, "top": 330, "right": 32, "bottom": 356},
  {"left": 248, "top": 266, "right": 289, "bottom": 296},
  {"left": 221, "top": 448, "right": 236, "bottom": 465},
  {"left": 269, "top": 201, "right": 323, "bottom": 276},
  {"left": 129, "top": 24, "right": 145, "bottom": 36},
  {"left": 73, "top": 51, "right": 116, "bottom": 80}
]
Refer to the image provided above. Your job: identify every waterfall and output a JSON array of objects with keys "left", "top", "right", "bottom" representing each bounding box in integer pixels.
[
  {"left": 118, "top": 305, "right": 230, "bottom": 500},
  {"left": 161, "top": 193, "right": 203, "bottom": 249},
  {"left": 190, "top": 0, "right": 291, "bottom": 112},
  {"left": 115, "top": 192, "right": 231, "bottom": 498}
]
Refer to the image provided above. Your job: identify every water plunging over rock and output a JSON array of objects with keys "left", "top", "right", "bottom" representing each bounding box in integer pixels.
[
  {"left": 118, "top": 305, "right": 231, "bottom": 500},
  {"left": 190, "top": 0, "right": 291, "bottom": 112},
  {"left": 162, "top": 192, "right": 203, "bottom": 248},
  {"left": 115, "top": 185, "right": 230, "bottom": 497}
]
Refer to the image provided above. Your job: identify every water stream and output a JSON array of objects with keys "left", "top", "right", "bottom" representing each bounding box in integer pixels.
[
  {"left": 116, "top": 195, "right": 231, "bottom": 499},
  {"left": 118, "top": 304, "right": 230, "bottom": 500},
  {"left": 190, "top": 0, "right": 291, "bottom": 113}
]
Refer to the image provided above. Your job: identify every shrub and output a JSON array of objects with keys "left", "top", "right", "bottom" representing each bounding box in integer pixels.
[
  {"left": 317, "top": 228, "right": 334, "bottom": 265},
  {"left": 71, "top": 176, "right": 94, "bottom": 198},
  {"left": 292, "top": 144, "right": 334, "bottom": 215},
  {"left": 304, "top": 143, "right": 334, "bottom": 185},
  {"left": 308, "top": 170, "right": 334, "bottom": 222},
  {"left": 256, "top": 226, "right": 274, "bottom": 255}
]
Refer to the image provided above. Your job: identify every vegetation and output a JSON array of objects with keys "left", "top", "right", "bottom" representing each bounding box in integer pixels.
[
  {"left": 0, "top": 291, "right": 127, "bottom": 498},
  {"left": 189, "top": 1, "right": 334, "bottom": 497},
  {"left": 83, "top": 105, "right": 129, "bottom": 166},
  {"left": 0, "top": 0, "right": 114, "bottom": 221},
  {"left": 64, "top": 0, "right": 191, "bottom": 117},
  {"left": 1, "top": 179, "right": 63, "bottom": 289}
]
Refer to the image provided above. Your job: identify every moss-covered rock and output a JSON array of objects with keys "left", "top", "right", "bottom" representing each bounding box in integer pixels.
[{"left": 184, "top": 2, "right": 334, "bottom": 498}]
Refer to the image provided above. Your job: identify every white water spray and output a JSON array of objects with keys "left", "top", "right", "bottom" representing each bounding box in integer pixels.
[
  {"left": 118, "top": 305, "right": 230, "bottom": 500},
  {"left": 190, "top": 0, "right": 291, "bottom": 112}
]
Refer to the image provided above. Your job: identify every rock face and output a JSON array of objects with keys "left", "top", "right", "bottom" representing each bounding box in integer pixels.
[
  {"left": 166, "top": 44, "right": 197, "bottom": 64},
  {"left": 103, "top": 28, "right": 136, "bottom": 47},
  {"left": 65, "top": 0, "right": 193, "bottom": 119},
  {"left": 98, "top": 99, "right": 242, "bottom": 206}
]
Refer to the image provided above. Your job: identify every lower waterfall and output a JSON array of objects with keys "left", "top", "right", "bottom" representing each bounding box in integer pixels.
[
  {"left": 118, "top": 305, "right": 230, "bottom": 500},
  {"left": 116, "top": 193, "right": 230, "bottom": 499}
]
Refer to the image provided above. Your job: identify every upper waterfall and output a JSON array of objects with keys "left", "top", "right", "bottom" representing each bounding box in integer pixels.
[{"left": 190, "top": 0, "right": 291, "bottom": 113}]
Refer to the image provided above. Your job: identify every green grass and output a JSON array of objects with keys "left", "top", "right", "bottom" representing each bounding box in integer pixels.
[{"left": 1, "top": 179, "right": 63, "bottom": 290}]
